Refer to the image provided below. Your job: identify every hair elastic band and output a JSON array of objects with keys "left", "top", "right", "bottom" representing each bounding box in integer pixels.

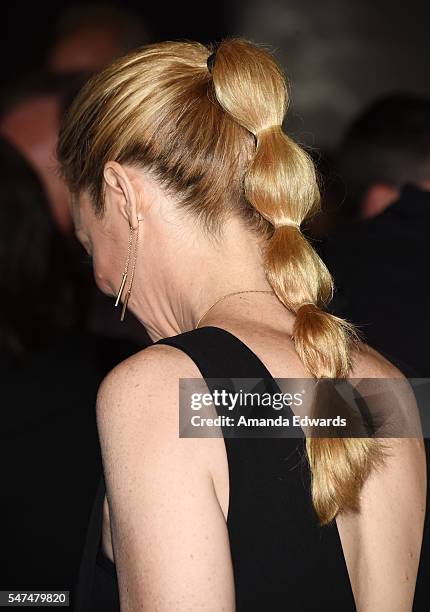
[
  {"left": 297, "top": 302, "right": 317, "bottom": 313},
  {"left": 207, "top": 42, "right": 220, "bottom": 73},
  {"left": 256, "top": 124, "right": 282, "bottom": 137},
  {"left": 274, "top": 220, "right": 301, "bottom": 230}
]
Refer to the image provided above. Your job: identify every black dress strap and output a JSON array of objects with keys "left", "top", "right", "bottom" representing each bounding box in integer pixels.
[
  {"left": 155, "top": 326, "right": 290, "bottom": 438},
  {"left": 155, "top": 326, "right": 277, "bottom": 379}
]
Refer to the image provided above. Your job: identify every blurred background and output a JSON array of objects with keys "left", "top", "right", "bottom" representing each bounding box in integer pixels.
[
  {"left": 3, "top": 1, "right": 430, "bottom": 147},
  {"left": 1, "top": 0, "right": 429, "bottom": 609}
]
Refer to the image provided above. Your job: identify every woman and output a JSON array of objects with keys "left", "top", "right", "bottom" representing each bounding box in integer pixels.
[{"left": 57, "top": 39, "right": 426, "bottom": 611}]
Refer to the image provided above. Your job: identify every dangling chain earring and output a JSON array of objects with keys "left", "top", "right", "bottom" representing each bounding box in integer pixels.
[
  {"left": 115, "top": 227, "right": 133, "bottom": 308},
  {"left": 115, "top": 220, "right": 140, "bottom": 321}
]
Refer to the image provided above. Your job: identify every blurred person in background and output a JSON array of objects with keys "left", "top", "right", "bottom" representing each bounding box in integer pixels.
[
  {"left": 322, "top": 95, "right": 430, "bottom": 611},
  {"left": 0, "top": 10, "right": 149, "bottom": 586},
  {"left": 322, "top": 94, "right": 430, "bottom": 377},
  {"left": 48, "top": 3, "right": 150, "bottom": 74},
  {"left": 0, "top": 72, "right": 151, "bottom": 345},
  {"left": 1, "top": 2, "right": 150, "bottom": 232},
  {"left": 0, "top": 136, "right": 110, "bottom": 597},
  {"left": 0, "top": 73, "right": 88, "bottom": 234},
  {"left": 0, "top": 4, "right": 150, "bottom": 345}
]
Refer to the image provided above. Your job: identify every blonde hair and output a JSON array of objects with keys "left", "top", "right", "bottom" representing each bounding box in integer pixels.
[{"left": 57, "top": 38, "right": 382, "bottom": 524}]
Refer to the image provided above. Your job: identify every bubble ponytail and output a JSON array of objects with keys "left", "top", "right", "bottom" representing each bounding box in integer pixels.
[
  {"left": 57, "top": 35, "right": 383, "bottom": 523},
  {"left": 211, "top": 38, "right": 383, "bottom": 524}
]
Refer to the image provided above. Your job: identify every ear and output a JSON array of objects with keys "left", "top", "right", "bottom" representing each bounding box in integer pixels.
[
  {"left": 103, "top": 161, "right": 142, "bottom": 229},
  {"left": 361, "top": 183, "right": 400, "bottom": 220}
]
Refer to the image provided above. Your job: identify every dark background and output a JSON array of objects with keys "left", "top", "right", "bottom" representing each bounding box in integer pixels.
[
  {"left": 3, "top": 0, "right": 430, "bottom": 151},
  {"left": 2, "top": 2, "right": 230, "bottom": 85}
]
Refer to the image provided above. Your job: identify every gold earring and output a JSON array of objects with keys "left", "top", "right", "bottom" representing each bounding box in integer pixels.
[
  {"left": 115, "top": 226, "right": 133, "bottom": 308},
  {"left": 115, "top": 221, "right": 140, "bottom": 321}
]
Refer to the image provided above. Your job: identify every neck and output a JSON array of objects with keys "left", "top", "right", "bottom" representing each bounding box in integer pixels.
[
  {"left": 126, "top": 216, "right": 277, "bottom": 341},
  {"left": 195, "top": 289, "right": 275, "bottom": 329}
]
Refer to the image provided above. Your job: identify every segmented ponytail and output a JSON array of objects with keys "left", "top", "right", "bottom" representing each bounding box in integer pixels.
[
  {"left": 57, "top": 36, "right": 382, "bottom": 524},
  {"left": 211, "top": 38, "right": 382, "bottom": 524}
]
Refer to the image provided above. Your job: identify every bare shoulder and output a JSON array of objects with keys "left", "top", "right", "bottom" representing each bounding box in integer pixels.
[
  {"left": 350, "top": 342, "right": 404, "bottom": 378},
  {"left": 95, "top": 340, "right": 221, "bottom": 508},
  {"left": 96, "top": 342, "right": 234, "bottom": 609},
  {"left": 96, "top": 342, "right": 202, "bottom": 430}
]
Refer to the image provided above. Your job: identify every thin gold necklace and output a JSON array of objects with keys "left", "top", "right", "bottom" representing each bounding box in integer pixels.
[{"left": 195, "top": 290, "right": 275, "bottom": 330}]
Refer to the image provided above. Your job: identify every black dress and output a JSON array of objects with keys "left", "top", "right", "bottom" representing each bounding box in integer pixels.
[{"left": 74, "top": 326, "right": 356, "bottom": 611}]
